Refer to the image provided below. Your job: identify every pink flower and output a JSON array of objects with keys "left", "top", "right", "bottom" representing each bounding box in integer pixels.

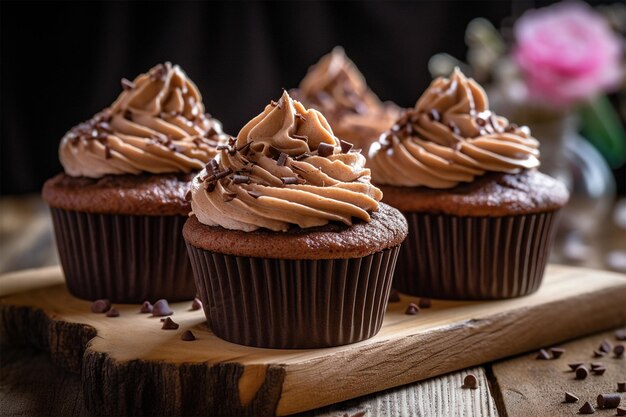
[{"left": 514, "top": 1, "right": 623, "bottom": 108}]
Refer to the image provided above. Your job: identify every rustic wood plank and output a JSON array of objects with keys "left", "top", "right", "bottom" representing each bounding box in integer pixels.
[
  {"left": 491, "top": 329, "right": 626, "bottom": 417},
  {"left": 0, "top": 264, "right": 624, "bottom": 416}
]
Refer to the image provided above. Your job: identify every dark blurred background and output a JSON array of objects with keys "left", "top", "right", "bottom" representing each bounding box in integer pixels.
[{"left": 1, "top": 1, "right": 623, "bottom": 195}]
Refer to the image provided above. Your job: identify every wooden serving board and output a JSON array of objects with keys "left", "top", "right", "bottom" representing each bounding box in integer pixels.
[{"left": 0, "top": 265, "right": 624, "bottom": 416}]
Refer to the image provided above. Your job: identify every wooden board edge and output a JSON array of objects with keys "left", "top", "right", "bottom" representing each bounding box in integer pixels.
[{"left": 0, "top": 265, "right": 64, "bottom": 297}]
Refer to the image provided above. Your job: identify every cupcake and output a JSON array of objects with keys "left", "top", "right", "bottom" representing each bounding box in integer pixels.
[
  {"left": 43, "top": 62, "right": 225, "bottom": 303},
  {"left": 292, "top": 46, "right": 400, "bottom": 151},
  {"left": 183, "top": 91, "right": 407, "bottom": 348},
  {"left": 368, "top": 68, "right": 569, "bottom": 300}
]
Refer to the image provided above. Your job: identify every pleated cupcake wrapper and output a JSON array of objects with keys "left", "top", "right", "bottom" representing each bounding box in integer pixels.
[
  {"left": 393, "top": 211, "right": 561, "bottom": 300},
  {"left": 50, "top": 208, "right": 196, "bottom": 303},
  {"left": 186, "top": 244, "right": 401, "bottom": 349}
]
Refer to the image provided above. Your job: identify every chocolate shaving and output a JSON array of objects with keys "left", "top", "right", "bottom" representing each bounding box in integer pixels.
[
  {"left": 277, "top": 152, "right": 288, "bottom": 167},
  {"left": 205, "top": 182, "right": 216, "bottom": 192},
  {"left": 268, "top": 146, "right": 282, "bottom": 158},
  {"left": 181, "top": 330, "right": 196, "bottom": 341},
  {"left": 340, "top": 140, "right": 354, "bottom": 153},
  {"left": 294, "top": 153, "right": 311, "bottom": 161},
  {"left": 121, "top": 78, "right": 135, "bottom": 90},
  {"left": 317, "top": 142, "right": 335, "bottom": 157},
  {"left": 149, "top": 63, "right": 167, "bottom": 81},
  {"left": 161, "top": 317, "right": 179, "bottom": 330},
  {"left": 104, "top": 145, "right": 112, "bottom": 159},
  {"left": 140, "top": 301, "right": 153, "bottom": 314},
  {"left": 247, "top": 190, "right": 262, "bottom": 199}
]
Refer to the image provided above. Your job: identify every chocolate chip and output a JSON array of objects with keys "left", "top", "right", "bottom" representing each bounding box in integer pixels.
[
  {"left": 388, "top": 289, "right": 400, "bottom": 303},
  {"left": 121, "top": 78, "right": 135, "bottom": 90},
  {"left": 247, "top": 190, "right": 261, "bottom": 199},
  {"left": 281, "top": 176, "right": 299, "bottom": 185},
  {"left": 616, "top": 329, "right": 626, "bottom": 341},
  {"left": 463, "top": 374, "right": 478, "bottom": 389},
  {"left": 597, "top": 393, "right": 621, "bottom": 409},
  {"left": 617, "top": 406, "right": 626, "bottom": 416},
  {"left": 91, "top": 299, "right": 111, "bottom": 314},
  {"left": 418, "top": 298, "right": 431, "bottom": 309},
  {"left": 579, "top": 401, "right": 595, "bottom": 414},
  {"left": 191, "top": 298, "right": 202, "bottom": 311},
  {"left": 600, "top": 340, "right": 612, "bottom": 353},
  {"left": 140, "top": 301, "right": 153, "bottom": 314},
  {"left": 569, "top": 363, "right": 584, "bottom": 371},
  {"left": 536, "top": 349, "right": 550, "bottom": 360},
  {"left": 277, "top": 152, "right": 288, "bottom": 167},
  {"left": 317, "top": 142, "right": 335, "bottom": 157},
  {"left": 340, "top": 140, "right": 353, "bottom": 153},
  {"left": 614, "top": 344, "right": 624, "bottom": 357},
  {"left": 564, "top": 392, "right": 579, "bottom": 403},
  {"left": 181, "top": 330, "right": 196, "bottom": 341},
  {"left": 233, "top": 174, "right": 250, "bottom": 184},
  {"left": 618, "top": 382, "right": 626, "bottom": 393},
  {"left": 594, "top": 350, "right": 606, "bottom": 358},
  {"left": 592, "top": 367, "right": 606, "bottom": 375},
  {"left": 576, "top": 366, "right": 589, "bottom": 380},
  {"left": 550, "top": 347, "right": 565, "bottom": 359},
  {"left": 161, "top": 317, "right": 179, "bottom": 330},
  {"left": 590, "top": 362, "right": 604, "bottom": 370},
  {"left": 105, "top": 308, "right": 120, "bottom": 317},
  {"left": 152, "top": 299, "right": 173, "bottom": 317},
  {"left": 405, "top": 303, "right": 419, "bottom": 315}
]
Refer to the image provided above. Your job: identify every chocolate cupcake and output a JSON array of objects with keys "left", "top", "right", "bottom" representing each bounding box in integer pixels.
[
  {"left": 368, "top": 68, "right": 569, "bottom": 300},
  {"left": 292, "top": 46, "right": 400, "bottom": 151},
  {"left": 43, "top": 62, "right": 225, "bottom": 303},
  {"left": 183, "top": 91, "right": 407, "bottom": 348}
]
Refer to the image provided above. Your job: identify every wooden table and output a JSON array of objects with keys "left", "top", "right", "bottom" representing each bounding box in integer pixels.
[{"left": 1, "top": 195, "right": 625, "bottom": 417}]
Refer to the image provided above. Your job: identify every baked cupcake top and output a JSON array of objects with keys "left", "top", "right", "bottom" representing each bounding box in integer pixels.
[
  {"left": 59, "top": 62, "right": 224, "bottom": 178},
  {"left": 189, "top": 90, "right": 383, "bottom": 232},
  {"left": 368, "top": 68, "right": 540, "bottom": 188},
  {"left": 293, "top": 47, "right": 399, "bottom": 143}
]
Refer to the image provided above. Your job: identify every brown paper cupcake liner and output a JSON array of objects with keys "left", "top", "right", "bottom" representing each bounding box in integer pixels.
[
  {"left": 50, "top": 208, "right": 195, "bottom": 303},
  {"left": 186, "top": 244, "right": 401, "bottom": 349},
  {"left": 393, "top": 211, "right": 560, "bottom": 300}
]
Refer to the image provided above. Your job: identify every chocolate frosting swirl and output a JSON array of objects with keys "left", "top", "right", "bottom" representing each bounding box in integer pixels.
[
  {"left": 60, "top": 62, "right": 225, "bottom": 178},
  {"left": 368, "top": 68, "right": 540, "bottom": 188},
  {"left": 190, "top": 91, "right": 382, "bottom": 232},
  {"left": 293, "top": 47, "right": 399, "bottom": 146}
]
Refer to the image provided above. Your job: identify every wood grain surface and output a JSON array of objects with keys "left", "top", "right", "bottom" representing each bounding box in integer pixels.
[
  {"left": 0, "top": 264, "right": 624, "bottom": 416},
  {"left": 491, "top": 329, "right": 626, "bottom": 417}
]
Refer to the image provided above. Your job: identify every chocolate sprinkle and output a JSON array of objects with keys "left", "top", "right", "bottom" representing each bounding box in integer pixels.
[
  {"left": 91, "top": 299, "right": 111, "bottom": 314},
  {"left": 564, "top": 392, "right": 579, "bottom": 403},
  {"left": 140, "top": 301, "right": 153, "bottom": 314},
  {"left": 181, "top": 330, "right": 196, "bottom": 341},
  {"left": 233, "top": 174, "right": 250, "bottom": 184},
  {"left": 550, "top": 347, "right": 565, "bottom": 359},
  {"left": 614, "top": 344, "right": 624, "bottom": 357},
  {"left": 121, "top": 78, "right": 135, "bottom": 90},
  {"left": 617, "top": 406, "right": 626, "bottom": 416},
  {"left": 317, "top": 142, "right": 335, "bottom": 157},
  {"left": 405, "top": 303, "right": 419, "bottom": 315},
  {"left": 388, "top": 289, "right": 400, "bottom": 303},
  {"left": 575, "top": 366, "right": 589, "bottom": 380},
  {"left": 161, "top": 317, "right": 179, "bottom": 330},
  {"left": 277, "top": 152, "right": 288, "bottom": 167},
  {"left": 152, "top": 299, "right": 173, "bottom": 317},
  {"left": 105, "top": 308, "right": 120, "bottom": 318},
  {"left": 463, "top": 374, "right": 478, "bottom": 389},
  {"left": 536, "top": 349, "right": 550, "bottom": 360},
  {"left": 191, "top": 298, "right": 202, "bottom": 311},
  {"left": 418, "top": 298, "right": 431, "bottom": 309},
  {"left": 281, "top": 176, "right": 299, "bottom": 185},
  {"left": 579, "top": 401, "right": 595, "bottom": 414},
  {"left": 340, "top": 140, "right": 354, "bottom": 153},
  {"left": 617, "top": 382, "right": 626, "bottom": 393},
  {"left": 597, "top": 393, "right": 621, "bottom": 409}
]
